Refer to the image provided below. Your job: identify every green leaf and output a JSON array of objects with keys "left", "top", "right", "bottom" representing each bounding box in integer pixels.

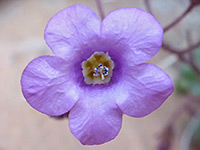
[
  {"left": 175, "top": 78, "right": 188, "bottom": 94},
  {"left": 190, "top": 81, "right": 200, "bottom": 96},
  {"left": 181, "top": 65, "right": 198, "bottom": 81},
  {"left": 175, "top": 64, "right": 200, "bottom": 95},
  {"left": 194, "top": 48, "right": 200, "bottom": 67}
]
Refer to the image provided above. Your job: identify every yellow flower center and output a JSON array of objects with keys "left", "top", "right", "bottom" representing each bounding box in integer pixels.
[{"left": 82, "top": 52, "right": 114, "bottom": 85}]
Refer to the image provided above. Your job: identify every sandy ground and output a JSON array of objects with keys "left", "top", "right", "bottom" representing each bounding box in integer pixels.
[{"left": 0, "top": 0, "right": 200, "bottom": 150}]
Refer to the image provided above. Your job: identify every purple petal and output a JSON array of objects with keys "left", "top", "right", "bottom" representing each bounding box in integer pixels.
[
  {"left": 44, "top": 5, "right": 101, "bottom": 59},
  {"left": 117, "top": 64, "right": 174, "bottom": 117},
  {"left": 21, "top": 56, "right": 79, "bottom": 116},
  {"left": 101, "top": 8, "right": 163, "bottom": 65},
  {"left": 69, "top": 89, "right": 123, "bottom": 145}
]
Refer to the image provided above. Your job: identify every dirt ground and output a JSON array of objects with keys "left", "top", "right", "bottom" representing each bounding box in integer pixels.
[{"left": 0, "top": 0, "right": 200, "bottom": 150}]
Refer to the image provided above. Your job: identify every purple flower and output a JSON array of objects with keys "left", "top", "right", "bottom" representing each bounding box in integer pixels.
[{"left": 21, "top": 5, "right": 174, "bottom": 145}]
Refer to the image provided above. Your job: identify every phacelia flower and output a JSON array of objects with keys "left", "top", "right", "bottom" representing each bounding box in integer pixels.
[{"left": 21, "top": 5, "right": 174, "bottom": 145}]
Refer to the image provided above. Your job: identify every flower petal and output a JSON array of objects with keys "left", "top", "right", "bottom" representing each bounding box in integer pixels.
[
  {"left": 69, "top": 89, "right": 123, "bottom": 145},
  {"left": 44, "top": 5, "right": 101, "bottom": 59},
  {"left": 117, "top": 64, "right": 174, "bottom": 117},
  {"left": 21, "top": 56, "right": 79, "bottom": 116},
  {"left": 101, "top": 8, "right": 163, "bottom": 65}
]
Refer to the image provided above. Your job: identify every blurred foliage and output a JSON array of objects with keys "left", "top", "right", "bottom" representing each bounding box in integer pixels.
[
  {"left": 194, "top": 48, "right": 200, "bottom": 65},
  {"left": 175, "top": 48, "right": 200, "bottom": 96}
]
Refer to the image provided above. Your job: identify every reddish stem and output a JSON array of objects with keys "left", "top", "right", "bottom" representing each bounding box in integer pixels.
[
  {"left": 164, "top": 4, "right": 194, "bottom": 32},
  {"left": 144, "top": 0, "right": 153, "bottom": 14},
  {"left": 180, "top": 40, "right": 200, "bottom": 53},
  {"left": 163, "top": 40, "right": 200, "bottom": 54},
  {"left": 95, "top": 0, "right": 105, "bottom": 20},
  {"left": 162, "top": 43, "right": 200, "bottom": 74}
]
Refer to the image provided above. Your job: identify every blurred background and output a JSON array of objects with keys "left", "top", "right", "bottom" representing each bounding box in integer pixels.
[{"left": 0, "top": 0, "right": 200, "bottom": 150}]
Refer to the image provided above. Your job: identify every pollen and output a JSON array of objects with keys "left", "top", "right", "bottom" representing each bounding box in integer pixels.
[{"left": 82, "top": 52, "right": 114, "bottom": 85}]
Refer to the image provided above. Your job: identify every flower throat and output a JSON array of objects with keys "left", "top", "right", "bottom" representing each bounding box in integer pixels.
[{"left": 81, "top": 52, "right": 114, "bottom": 85}]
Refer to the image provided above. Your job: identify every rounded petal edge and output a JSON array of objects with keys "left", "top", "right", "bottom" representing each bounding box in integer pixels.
[
  {"left": 101, "top": 8, "right": 163, "bottom": 65},
  {"left": 117, "top": 63, "right": 174, "bottom": 117},
  {"left": 44, "top": 4, "right": 101, "bottom": 59},
  {"left": 68, "top": 94, "right": 123, "bottom": 145},
  {"left": 21, "top": 56, "right": 79, "bottom": 116}
]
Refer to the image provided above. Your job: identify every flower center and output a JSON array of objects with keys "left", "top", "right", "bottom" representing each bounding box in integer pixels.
[{"left": 82, "top": 52, "right": 114, "bottom": 85}]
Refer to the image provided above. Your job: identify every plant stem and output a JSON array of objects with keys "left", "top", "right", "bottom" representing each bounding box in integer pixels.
[
  {"left": 162, "top": 43, "right": 200, "bottom": 74},
  {"left": 163, "top": 40, "right": 200, "bottom": 54},
  {"left": 164, "top": 4, "right": 194, "bottom": 32},
  {"left": 144, "top": 0, "right": 153, "bottom": 14},
  {"left": 180, "top": 40, "right": 200, "bottom": 54},
  {"left": 95, "top": 0, "right": 105, "bottom": 20}
]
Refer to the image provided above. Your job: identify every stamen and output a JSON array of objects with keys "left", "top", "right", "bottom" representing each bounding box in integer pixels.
[
  {"left": 82, "top": 52, "right": 114, "bottom": 85},
  {"left": 93, "top": 64, "right": 109, "bottom": 80}
]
